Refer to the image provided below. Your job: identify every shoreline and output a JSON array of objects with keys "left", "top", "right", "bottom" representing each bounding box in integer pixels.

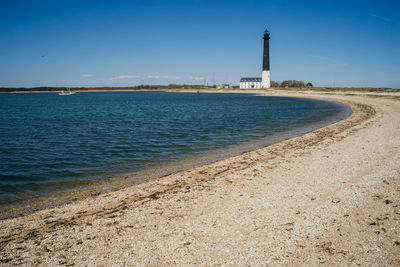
[
  {"left": 1, "top": 90, "right": 399, "bottom": 265},
  {"left": 1, "top": 87, "right": 399, "bottom": 94},
  {"left": 0, "top": 93, "right": 350, "bottom": 220}
]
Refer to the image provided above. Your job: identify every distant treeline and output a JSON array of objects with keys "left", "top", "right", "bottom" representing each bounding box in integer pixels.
[
  {"left": 270, "top": 80, "right": 313, "bottom": 88},
  {"left": 0, "top": 84, "right": 215, "bottom": 92},
  {"left": 270, "top": 80, "right": 396, "bottom": 92},
  {"left": 1, "top": 83, "right": 396, "bottom": 92},
  {"left": 0, "top": 87, "right": 82, "bottom": 92}
]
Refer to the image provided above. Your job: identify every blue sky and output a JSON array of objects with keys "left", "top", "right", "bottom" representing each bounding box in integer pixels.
[{"left": 1, "top": 0, "right": 399, "bottom": 88}]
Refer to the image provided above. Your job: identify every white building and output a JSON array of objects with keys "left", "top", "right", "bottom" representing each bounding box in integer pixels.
[
  {"left": 239, "top": 77, "right": 262, "bottom": 89},
  {"left": 216, "top": 84, "right": 230, "bottom": 89}
]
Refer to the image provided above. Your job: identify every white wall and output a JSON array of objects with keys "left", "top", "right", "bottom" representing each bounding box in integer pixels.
[
  {"left": 240, "top": 81, "right": 262, "bottom": 89},
  {"left": 261, "top": 71, "right": 270, "bottom": 88}
]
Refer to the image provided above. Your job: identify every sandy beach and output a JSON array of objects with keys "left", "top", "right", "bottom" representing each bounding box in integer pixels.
[{"left": 0, "top": 90, "right": 399, "bottom": 265}]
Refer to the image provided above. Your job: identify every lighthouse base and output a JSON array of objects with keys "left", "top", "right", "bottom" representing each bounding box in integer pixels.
[{"left": 261, "top": 70, "right": 270, "bottom": 88}]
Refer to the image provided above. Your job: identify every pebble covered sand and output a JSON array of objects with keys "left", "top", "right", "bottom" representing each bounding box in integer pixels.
[{"left": 0, "top": 90, "right": 399, "bottom": 266}]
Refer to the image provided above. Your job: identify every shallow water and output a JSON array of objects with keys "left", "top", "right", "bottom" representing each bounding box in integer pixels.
[{"left": 0, "top": 91, "right": 350, "bottom": 210}]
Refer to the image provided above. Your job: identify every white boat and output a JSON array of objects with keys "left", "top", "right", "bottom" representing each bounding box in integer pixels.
[{"left": 59, "top": 88, "right": 76, "bottom": 95}]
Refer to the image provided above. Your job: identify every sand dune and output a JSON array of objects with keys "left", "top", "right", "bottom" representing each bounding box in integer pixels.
[{"left": 0, "top": 90, "right": 399, "bottom": 266}]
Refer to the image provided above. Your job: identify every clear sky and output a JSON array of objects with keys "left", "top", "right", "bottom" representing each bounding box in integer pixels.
[{"left": 1, "top": 0, "right": 399, "bottom": 88}]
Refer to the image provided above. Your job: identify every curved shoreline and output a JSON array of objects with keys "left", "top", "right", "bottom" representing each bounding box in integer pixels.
[
  {"left": 1, "top": 90, "right": 400, "bottom": 265},
  {"left": 0, "top": 93, "right": 350, "bottom": 219}
]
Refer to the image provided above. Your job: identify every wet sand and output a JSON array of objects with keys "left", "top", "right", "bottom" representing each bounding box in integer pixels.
[{"left": 0, "top": 90, "right": 399, "bottom": 265}]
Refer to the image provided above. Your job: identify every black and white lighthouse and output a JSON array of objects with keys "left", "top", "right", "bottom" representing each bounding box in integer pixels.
[
  {"left": 261, "top": 28, "right": 271, "bottom": 88},
  {"left": 239, "top": 27, "right": 271, "bottom": 89}
]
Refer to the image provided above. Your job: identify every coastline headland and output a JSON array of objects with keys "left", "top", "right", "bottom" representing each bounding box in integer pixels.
[
  {"left": 0, "top": 89, "right": 399, "bottom": 265},
  {"left": 0, "top": 85, "right": 398, "bottom": 94}
]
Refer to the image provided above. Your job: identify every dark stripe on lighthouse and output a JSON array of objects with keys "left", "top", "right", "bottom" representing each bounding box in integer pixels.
[{"left": 263, "top": 29, "right": 270, "bottom": 71}]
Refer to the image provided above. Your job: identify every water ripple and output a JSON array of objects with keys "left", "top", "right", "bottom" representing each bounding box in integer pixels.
[{"left": 0, "top": 92, "right": 349, "bottom": 209}]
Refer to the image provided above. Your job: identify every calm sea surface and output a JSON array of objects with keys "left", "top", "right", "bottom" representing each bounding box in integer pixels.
[{"left": 0, "top": 92, "right": 350, "bottom": 211}]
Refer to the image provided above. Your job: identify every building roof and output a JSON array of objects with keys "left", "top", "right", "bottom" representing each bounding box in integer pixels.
[{"left": 240, "top": 77, "right": 261, "bottom": 82}]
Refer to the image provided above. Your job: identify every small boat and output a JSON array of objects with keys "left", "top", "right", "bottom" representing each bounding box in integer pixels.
[{"left": 59, "top": 88, "right": 76, "bottom": 95}]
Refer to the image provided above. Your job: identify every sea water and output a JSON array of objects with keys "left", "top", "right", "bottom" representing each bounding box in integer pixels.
[{"left": 0, "top": 91, "right": 350, "bottom": 211}]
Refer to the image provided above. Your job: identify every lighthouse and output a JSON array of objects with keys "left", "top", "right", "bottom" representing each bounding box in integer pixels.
[
  {"left": 239, "top": 27, "right": 271, "bottom": 89},
  {"left": 261, "top": 28, "right": 270, "bottom": 88}
]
